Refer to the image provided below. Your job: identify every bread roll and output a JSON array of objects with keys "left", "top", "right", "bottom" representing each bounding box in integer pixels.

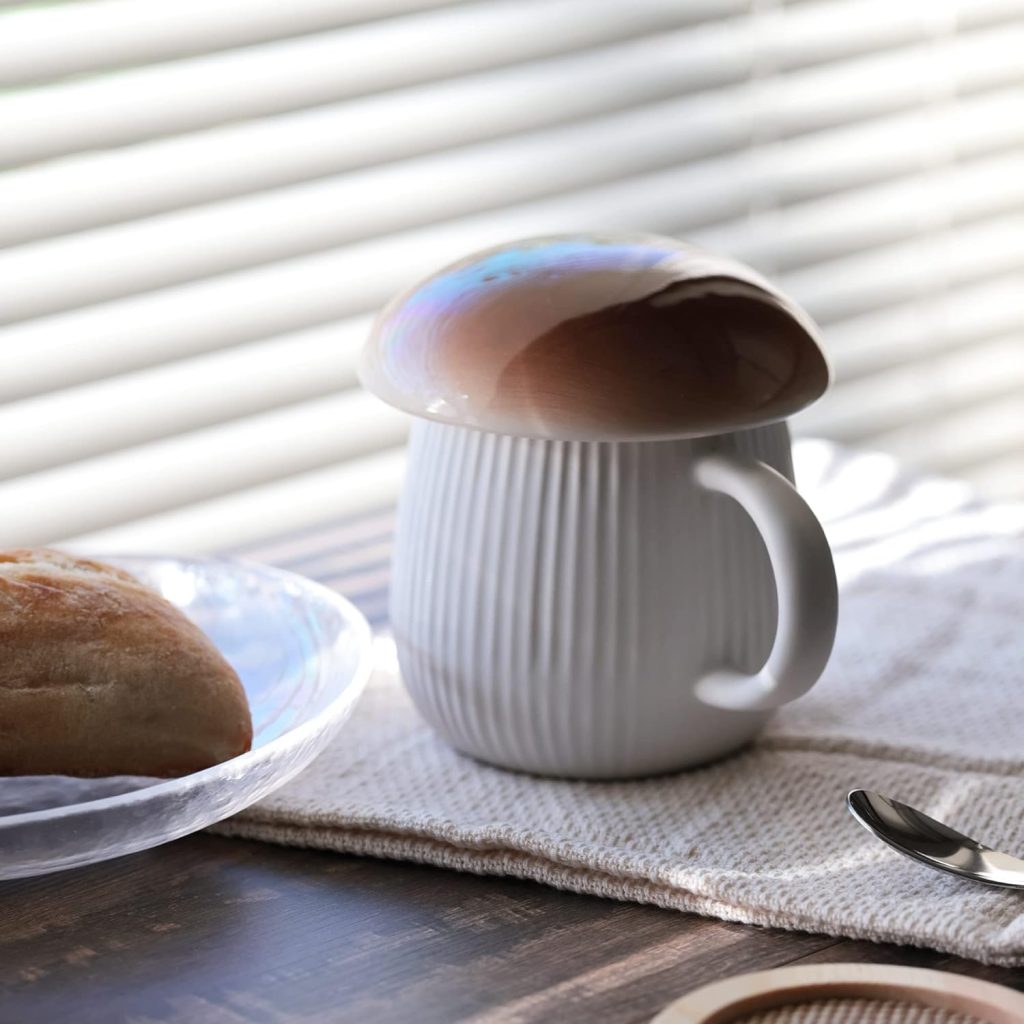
[{"left": 0, "top": 548, "right": 253, "bottom": 778}]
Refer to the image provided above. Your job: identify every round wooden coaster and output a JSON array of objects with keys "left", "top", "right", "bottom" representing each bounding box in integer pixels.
[{"left": 650, "top": 963, "right": 1024, "bottom": 1024}]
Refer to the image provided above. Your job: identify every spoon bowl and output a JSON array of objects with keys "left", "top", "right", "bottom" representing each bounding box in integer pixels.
[{"left": 847, "top": 789, "right": 1024, "bottom": 889}]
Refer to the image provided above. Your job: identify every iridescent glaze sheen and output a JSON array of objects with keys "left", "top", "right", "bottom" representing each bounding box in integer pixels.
[{"left": 360, "top": 234, "right": 830, "bottom": 440}]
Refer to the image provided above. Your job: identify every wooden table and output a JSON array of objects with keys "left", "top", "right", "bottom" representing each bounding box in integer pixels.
[
  {"left": 2, "top": 510, "right": 1023, "bottom": 1023},
  {"left": 4, "top": 833, "right": 1024, "bottom": 1024}
]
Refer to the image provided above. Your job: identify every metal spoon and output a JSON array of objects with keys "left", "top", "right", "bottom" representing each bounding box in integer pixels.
[{"left": 847, "top": 789, "right": 1024, "bottom": 889}]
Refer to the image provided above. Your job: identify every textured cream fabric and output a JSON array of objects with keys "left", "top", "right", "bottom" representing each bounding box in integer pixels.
[
  {"left": 741, "top": 1001, "right": 981, "bottom": 1023},
  {"left": 215, "top": 442, "right": 1024, "bottom": 966}
]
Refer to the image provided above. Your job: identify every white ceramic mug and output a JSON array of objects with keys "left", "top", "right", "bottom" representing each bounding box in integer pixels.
[
  {"left": 389, "top": 418, "right": 836, "bottom": 778},
  {"left": 362, "top": 234, "right": 839, "bottom": 778}
]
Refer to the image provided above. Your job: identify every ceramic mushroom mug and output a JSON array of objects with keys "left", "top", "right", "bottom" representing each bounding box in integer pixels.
[{"left": 361, "top": 234, "right": 838, "bottom": 778}]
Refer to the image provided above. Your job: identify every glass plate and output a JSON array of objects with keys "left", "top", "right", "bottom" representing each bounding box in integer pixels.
[{"left": 0, "top": 555, "right": 375, "bottom": 880}]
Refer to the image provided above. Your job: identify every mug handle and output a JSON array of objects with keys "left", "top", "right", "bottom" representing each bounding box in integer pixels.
[{"left": 692, "top": 452, "right": 838, "bottom": 712}]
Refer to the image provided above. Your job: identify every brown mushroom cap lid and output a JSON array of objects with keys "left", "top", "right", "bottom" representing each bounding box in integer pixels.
[{"left": 359, "top": 233, "right": 831, "bottom": 441}]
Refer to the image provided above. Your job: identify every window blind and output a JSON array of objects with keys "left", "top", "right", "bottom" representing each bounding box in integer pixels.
[{"left": 0, "top": 0, "right": 1022, "bottom": 554}]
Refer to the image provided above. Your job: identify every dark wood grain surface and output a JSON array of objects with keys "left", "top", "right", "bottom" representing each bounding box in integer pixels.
[
  {"left": 2, "top": 835, "right": 1023, "bottom": 1024},
  {"left": 2, "top": 509, "right": 1023, "bottom": 1022}
]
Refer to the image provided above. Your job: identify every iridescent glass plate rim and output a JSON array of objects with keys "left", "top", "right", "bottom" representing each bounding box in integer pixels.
[{"left": 0, "top": 554, "right": 375, "bottom": 878}]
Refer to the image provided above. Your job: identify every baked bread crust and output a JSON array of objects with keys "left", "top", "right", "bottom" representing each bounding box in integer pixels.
[{"left": 0, "top": 548, "right": 253, "bottom": 778}]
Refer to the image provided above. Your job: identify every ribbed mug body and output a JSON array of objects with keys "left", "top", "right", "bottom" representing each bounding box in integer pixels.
[{"left": 390, "top": 419, "right": 795, "bottom": 778}]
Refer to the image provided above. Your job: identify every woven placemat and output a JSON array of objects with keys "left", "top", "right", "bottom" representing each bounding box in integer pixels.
[{"left": 216, "top": 443, "right": 1024, "bottom": 965}]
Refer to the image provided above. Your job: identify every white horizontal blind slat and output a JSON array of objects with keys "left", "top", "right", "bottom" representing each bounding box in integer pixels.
[
  {"left": 796, "top": 334, "right": 1024, "bottom": 441},
  {"left": 2, "top": 0, "right": 998, "bottom": 89},
  {"left": 0, "top": 0, "right": 740, "bottom": 168},
  {"left": 0, "top": 42, "right": 746, "bottom": 248},
  {"left": 3, "top": 11, "right": 1020, "bottom": 248},
  {"left": 0, "top": 394, "right": 409, "bottom": 545},
  {"left": 858, "top": 395, "right": 1024, "bottom": 481},
  {"left": 700, "top": 150, "right": 1024, "bottom": 275},
  {"left": 824, "top": 275, "right": 1024, "bottom": 380},
  {"left": 0, "top": 0, "right": 461, "bottom": 86},
  {"left": 778, "top": 216, "right": 1024, "bottom": 326},
  {"left": 64, "top": 449, "right": 408, "bottom": 556},
  {"left": 0, "top": 320, "right": 368, "bottom": 480},
  {"left": 3, "top": 0, "right": 1019, "bottom": 173},
  {"left": 961, "top": 452, "right": 1024, "bottom": 500}
]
